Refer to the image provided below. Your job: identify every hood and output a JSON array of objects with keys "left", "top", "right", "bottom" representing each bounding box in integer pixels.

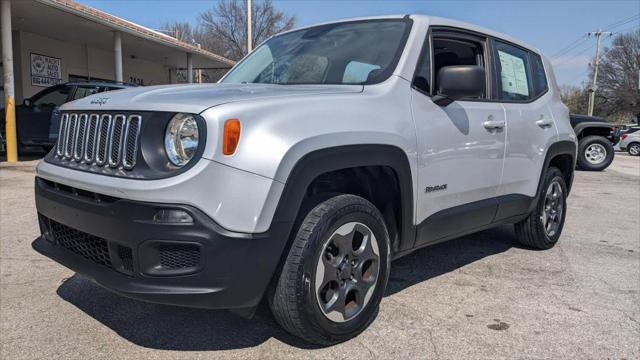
[{"left": 60, "top": 83, "right": 364, "bottom": 114}]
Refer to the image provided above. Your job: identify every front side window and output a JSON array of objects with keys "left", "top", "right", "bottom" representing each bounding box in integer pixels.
[
  {"left": 222, "top": 19, "right": 411, "bottom": 85},
  {"left": 432, "top": 36, "right": 486, "bottom": 98},
  {"left": 494, "top": 40, "right": 533, "bottom": 101},
  {"left": 32, "top": 86, "right": 71, "bottom": 107}
]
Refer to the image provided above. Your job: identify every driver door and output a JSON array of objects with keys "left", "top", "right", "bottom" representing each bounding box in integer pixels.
[{"left": 411, "top": 30, "right": 506, "bottom": 247}]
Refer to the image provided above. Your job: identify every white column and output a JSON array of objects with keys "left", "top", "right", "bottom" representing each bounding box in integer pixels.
[
  {"left": 113, "top": 31, "right": 123, "bottom": 82},
  {"left": 187, "top": 52, "right": 193, "bottom": 83}
]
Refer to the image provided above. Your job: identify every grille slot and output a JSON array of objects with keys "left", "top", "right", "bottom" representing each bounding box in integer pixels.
[
  {"left": 158, "top": 244, "right": 201, "bottom": 270},
  {"left": 73, "top": 114, "right": 88, "bottom": 161},
  {"left": 83, "top": 114, "right": 99, "bottom": 162},
  {"left": 56, "top": 112, "right": 141, "bottom": 169},
  {"left": 117, "top": 245, "right": 134, "bottom": 273},
  {"left": 50, "top": 220, "right": 112, "bottom": 268},
  {"left": 56, "top": 114, "right": 69, "bottom": 156}
]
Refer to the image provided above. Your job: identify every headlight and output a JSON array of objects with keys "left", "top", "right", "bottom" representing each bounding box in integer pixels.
[{"left": 164, "top": 113, "right": 199, "bottom": 166}]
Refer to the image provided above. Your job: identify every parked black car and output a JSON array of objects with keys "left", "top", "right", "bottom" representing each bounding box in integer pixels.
[
  {"left": 570, "top": 114, "right": 620, "bottom": 171},
  {"left": 1, "top": 81, "right": 135, "bottom": 152}
]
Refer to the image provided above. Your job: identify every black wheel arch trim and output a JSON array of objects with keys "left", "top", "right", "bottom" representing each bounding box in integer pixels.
[
  {"left": 529, "top": 140, "right": 576, "bottom": 213},
  {"left": 573, "top": 122, "right": 616, "bottom": 138},
  {"left": 271, "top": 144, "right": 416, "bottom": 255}
]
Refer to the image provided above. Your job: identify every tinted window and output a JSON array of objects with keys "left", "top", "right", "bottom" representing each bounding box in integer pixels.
[
  {"left": 222, "top": 19, "right": 411, "bottom": 85},
  {"left": 531, "top": 53, "right": 548, "bottom": 96},
  {"left": 72, "top": 86, "right": 101, "bottom": 100},
  {"left": 494, "top": 40, "right": 533, "bottom": 101},
  {"left": 413, "top": 37, "right": 431, "bottom": 93},
  {"left": 32, "top": 86, "right": 70, "bottom": 106}
]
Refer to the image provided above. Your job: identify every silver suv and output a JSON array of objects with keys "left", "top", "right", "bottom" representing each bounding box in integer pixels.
[{"left": 32, "top": 15, "right": 577, "bottom": 345}]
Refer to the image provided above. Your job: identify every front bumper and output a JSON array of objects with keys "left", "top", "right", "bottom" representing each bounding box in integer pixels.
[{"left": 32, "top": 177, "right": 291, "bottom": 309}]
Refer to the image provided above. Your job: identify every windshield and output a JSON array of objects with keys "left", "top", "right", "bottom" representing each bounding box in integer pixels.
[
  {"left": 32, "top": 86, "right": 70, "bottom": 107},
  {"left": 222, "top": 19, "right": 411, "bottom": 85}
]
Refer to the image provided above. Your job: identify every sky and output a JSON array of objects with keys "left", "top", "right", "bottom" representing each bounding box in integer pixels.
[{"left": 81, "top": 0, "right": 640, "bottom": 87}]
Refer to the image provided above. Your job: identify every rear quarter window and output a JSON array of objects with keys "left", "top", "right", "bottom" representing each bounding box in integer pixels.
[{"left": 530, "top": 53, "right": 548, "bottom": 97}]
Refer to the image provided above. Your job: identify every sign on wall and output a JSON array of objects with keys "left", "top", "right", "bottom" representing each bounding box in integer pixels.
[{"left": 30, "top": 53, "right": 62, "bottom": 87}]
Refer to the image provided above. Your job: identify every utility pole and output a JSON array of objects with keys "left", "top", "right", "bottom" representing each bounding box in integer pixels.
[
  {"left": 587, "top": 30, "right": 613, "bottom": 116},
  {"left": 247, "top": 0, "right": 253, "bottom": 54}
]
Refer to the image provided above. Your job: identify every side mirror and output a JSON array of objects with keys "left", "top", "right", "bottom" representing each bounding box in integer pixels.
[
  {"left": 23, "top": 98, "right": 32, "bottom": 107},
  {"left": 433, "top": 65, "right": 485, "bottom": 106}
]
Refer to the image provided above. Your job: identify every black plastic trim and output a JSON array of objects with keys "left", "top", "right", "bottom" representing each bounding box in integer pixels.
[
  {"left": 271, "top": 144, "right": 415, "bottom": 254},
  {"left": 32, "top": 177, "right": 291, "bottom": 309},
  {"left": 529, "top": 140, "right": 577, "bottom": 211},
  {"left": 573, "top": 122, "right": 617, "bottom": 138}
]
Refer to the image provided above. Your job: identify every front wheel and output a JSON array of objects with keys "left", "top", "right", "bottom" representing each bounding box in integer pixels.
[
  {"left": 269, "top": 194, "right": 390, "bottom": 345},
  {"left": 576, "top": 135, "right": 614, "bottom": 171},
  {"left": 627, "top": 142, "right": 640, "bottom": 156},
  {"left": 514, "top": 167, "right": 568, "bottom": 250}
]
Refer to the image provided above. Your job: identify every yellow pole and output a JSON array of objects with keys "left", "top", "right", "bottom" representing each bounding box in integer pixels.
[
  {"left": 4, "top": 96, "right": 17, "bottom": 162},
  {"left": 2, "top": 0, "right": 17, "bottom": 162}
]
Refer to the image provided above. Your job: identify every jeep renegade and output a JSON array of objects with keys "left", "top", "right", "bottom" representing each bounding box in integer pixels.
[{"left": 32, "top": 15, "right": 577, "bottom": 345}]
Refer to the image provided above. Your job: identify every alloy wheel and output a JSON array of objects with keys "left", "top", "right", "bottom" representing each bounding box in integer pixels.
[
  {"left": 315, "top": 222, "right": 380, "bottom": 323},
  {"left": 541, "top": 180, "right": 564, "bottom": 237}
]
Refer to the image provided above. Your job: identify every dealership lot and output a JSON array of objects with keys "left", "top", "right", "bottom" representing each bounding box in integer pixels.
[{"left": 1, "top": 155, "right": 638, "bottom": 359}]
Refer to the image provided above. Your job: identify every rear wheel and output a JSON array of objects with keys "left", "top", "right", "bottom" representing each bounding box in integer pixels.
[
  {"left": 627, "top": 142, "right": 640, "bottom": 156},
  {"left": 577, "top": 135, "right": 614, "bottom": 171},
  {"left": 270, "top": 194, "right": 390, "bottom": 345},
  {"left": 514, "top": 167, "right": 567, "bottom": 250}
]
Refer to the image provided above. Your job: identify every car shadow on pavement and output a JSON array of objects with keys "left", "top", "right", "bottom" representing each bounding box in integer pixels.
[{"left": 56, "top": 225, "right": 521, "bottom": 351}]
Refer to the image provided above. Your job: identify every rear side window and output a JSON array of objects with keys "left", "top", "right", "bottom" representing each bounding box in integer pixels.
[
  {"left": 493, "top": 40, "right": 533, "bottom": 101},
  {"left": 530, "top": 53, "right": 548, "bottom": 97}
]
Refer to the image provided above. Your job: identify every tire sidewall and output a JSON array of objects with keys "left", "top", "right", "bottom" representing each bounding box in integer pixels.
[
  {"left": 534, "top": 168, "right": 568, "bottom": 245},
  {"left": 628, "top": 143, "right": 640, "bottom": 156},
  {"left": 301, "top": 199, "right": 390, "bottom": 341},
  {"left": 578, "top": 136, "right": 614, "bottom": 171}
]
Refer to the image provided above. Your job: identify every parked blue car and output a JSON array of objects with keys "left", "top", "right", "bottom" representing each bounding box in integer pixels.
[{"left": 1, "top": 80, "right": 135, "bottom": 152}]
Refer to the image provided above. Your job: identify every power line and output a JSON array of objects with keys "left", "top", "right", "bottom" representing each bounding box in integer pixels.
[
  {"left": 552, "top": 41, "right": 595, "bottom": 66},
  {"left": 602, "top": 14, "right": 639, "bottom": 31},
  {"left": 552, "top": 35, "right": 588, "bottom": 57},
  {"left": 552, "top": 14, "right": 638, "bottom": 58}
]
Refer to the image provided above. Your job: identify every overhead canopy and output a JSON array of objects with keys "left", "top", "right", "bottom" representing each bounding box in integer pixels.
[{"left": 10, "top": 0, "right": 235, "bottom": 70}]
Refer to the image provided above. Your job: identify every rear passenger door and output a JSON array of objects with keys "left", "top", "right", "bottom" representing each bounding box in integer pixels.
[
  {"left": 411, "top": 30, "right": 506, "bottom": 247},
  {"left": 493, "top": 40, "right": 557, "bottom": 220}
]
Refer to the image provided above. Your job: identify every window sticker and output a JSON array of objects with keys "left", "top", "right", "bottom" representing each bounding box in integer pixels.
[{"left": 498, "top": 50, "right": 529, "bottom": 96}]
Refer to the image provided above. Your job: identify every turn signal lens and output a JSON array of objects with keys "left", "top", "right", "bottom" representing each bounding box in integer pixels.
[{"left": 223, "top": 119, "right": 241, "bottom": 155}]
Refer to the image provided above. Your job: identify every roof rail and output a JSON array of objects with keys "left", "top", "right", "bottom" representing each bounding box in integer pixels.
[{"left": 68, "top": 79, "right": 138, "bottom": 87}]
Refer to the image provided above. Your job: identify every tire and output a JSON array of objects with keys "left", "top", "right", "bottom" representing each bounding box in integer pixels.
[
  {"left": 576, "top": 135, "right": 614, "bottom": 171},
  {"left": 514, "top": 167, "right": 567, "bottom": 250},
  {"left": 627, "top": 142, "right": 640, "bottom": 156},
  {"left": 270, "top": 194, "right": 390, "bottom": 345}
]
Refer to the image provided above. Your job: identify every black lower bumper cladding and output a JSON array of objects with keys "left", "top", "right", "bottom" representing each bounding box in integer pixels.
[{"left": 32, "top": 177, "right": 291, "bottom": 309}]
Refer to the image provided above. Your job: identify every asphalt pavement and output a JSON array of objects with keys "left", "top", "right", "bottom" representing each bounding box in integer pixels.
[{"left": 1, "top": 154, "right": 638, "bottom": 359}]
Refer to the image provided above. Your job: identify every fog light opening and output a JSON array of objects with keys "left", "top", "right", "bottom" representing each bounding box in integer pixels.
[{"left": 153, "top": 209, "right": 194, "bottom": 224}]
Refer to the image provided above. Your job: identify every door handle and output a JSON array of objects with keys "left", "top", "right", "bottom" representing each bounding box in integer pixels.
[
  {"left": 483, "top": 120, "right": 505, "bottom": 130},
  {"left": 536, "top": 119, "right": 553, "bottom": 128}
]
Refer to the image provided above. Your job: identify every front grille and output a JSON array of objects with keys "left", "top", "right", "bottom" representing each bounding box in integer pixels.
[
  {"left": 158, "top": 244, "right": 201, "bottom": 270},
  {"left": 50, "top": 220, "right": 112, "bottom": 268},
  {"left": 56, "top": 112, "right": 141, "bottom": 169},
  {"left": 48, "top": 219, "right": 134, "bottom": 274}
]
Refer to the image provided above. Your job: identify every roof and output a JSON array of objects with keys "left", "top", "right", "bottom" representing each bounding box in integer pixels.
[{"left": 35, "top": 0, "right": 235, "bottom": 67}]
